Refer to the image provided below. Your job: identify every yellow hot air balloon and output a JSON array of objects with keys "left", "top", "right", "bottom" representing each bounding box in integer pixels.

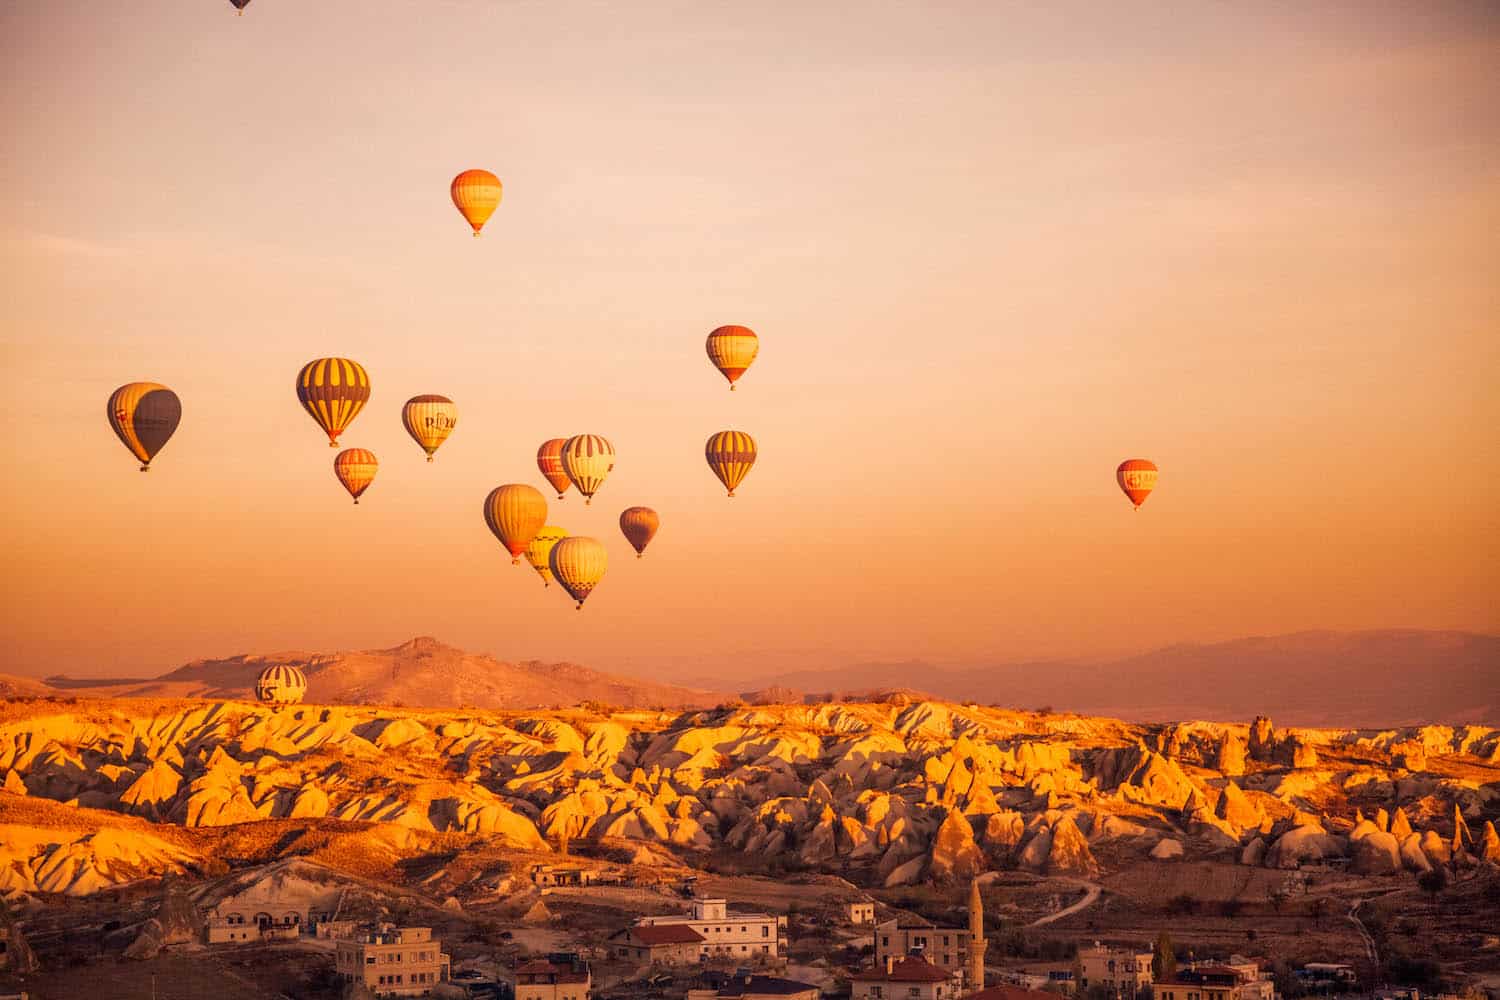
[
  {"left": 524, "top": 525, "right": 569, "bottom": 587},
  {"left": 706, "top": 325, "right": 759, "bottom": 390},
  {"left": 560, "top": 434, "right": 615, "bottom": 505},
  {"left": 549, "top": 536, "right": 608, "bottom": 610},
  {"left": 334, "top": 448, "right": 378, "bottom": 504},
  {"left": 107, "top": 382, "right": 181, "bottom": 472},
  {"left": 705, "top": 430, "right": 756, "bottom": 497},
  {"left": 619, "top": 507, "right": 659, "bottom": 558},
  {"left": 451, "top": 169, "right": 502, "bottom": 236},
  {"left": 296, "top": 358, "right": 370, "bottom": 447},
  {"left": 537, "top": 438, "right": 572, "bottom": 499},
  {"left": 402, "top": 395, "right": 457, "bottom": 462},
  {"left": 255, "top": 664, "right": 306, "bottom": 705},
  {"left": 483, "top": 484, "right": 548, "bottom": 565},
  {"left": 1116, "top": 458, "right": 1159, "bottom": 510}
]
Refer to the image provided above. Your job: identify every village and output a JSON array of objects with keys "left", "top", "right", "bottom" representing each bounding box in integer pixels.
[{"left": 1, "top": 851, "right": 1463, "bottom": 1000}]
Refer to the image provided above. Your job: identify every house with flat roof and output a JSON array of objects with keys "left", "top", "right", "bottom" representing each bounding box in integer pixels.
[
  {"left": 874, "top": 918, "right": 970, "bottom": 986},
  {"left": 636, "top": 898, "right": 785, "bottom": 960},
  {"left": 849, "top": 902, "right": 876, "bottom": 925},
  {"left": 334, "top": 926, "right": 450, "bottom": 997},
  {"left": 1078, "top": 943, "right": 1153, "bottom": 995}
]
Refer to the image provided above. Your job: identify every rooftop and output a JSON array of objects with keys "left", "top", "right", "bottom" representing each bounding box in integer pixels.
[
  {"left": 713, "top": 975, "right": 819, "bottom": 996},
  {"left": 853, "top": 956, "right": 954, "bottom": 984},
  {"left": 965, "top": 987, "right": 1063, "bottom": 1000},
  {"left": 624, "top": 924, "right": 707, "bottom": 945}
]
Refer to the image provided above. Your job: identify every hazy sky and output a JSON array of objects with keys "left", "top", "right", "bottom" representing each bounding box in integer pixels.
[{"left": 1, "top": 1, "right": 1496, "bottom": 682}]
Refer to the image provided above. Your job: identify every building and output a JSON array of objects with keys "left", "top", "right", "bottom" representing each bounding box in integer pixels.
[
  {"left": 991, "top": 966, "right": 1075, "bottom": 993},
  {"left": 852, "top": 954, "right": 964, "bottom": 1000},
  {"left": 1295, "top": 964, "right": 1357, "bottom": 990},
  {"left": 530, "top": 864, "right": 618, "bottom": 889},
  {"left": 965, "top": 987, "right": 1064, "bottom": 1000},
  {"left": 1156, "top": 963, "right": 1274, "bottom": 1000},
  {"left": 202, "top": 858, "right": 346, "bottom": 944},
  {"left": 874, "top": 919, "right": 970, "bottom": 986},
  {"left": 609, "top": 923, "right": 707, "bottom": 965},
  {"left": 514, "top": 956, "right": 591, "bottom": 1000},
  {"left": 334, "top": 926, "right": 450, "bottom": 997},
  {"left": 687, "top": 972, "right": 820, "bottom": 999},
  {"left": 1077, "top": 944, "right": 1153, "bottom": 996},
  {"left": 849, "top": 902, "right": 876, "bottom": 925},
  {"left": 636, "top": 898, "right": 785, "bottom": 959}
]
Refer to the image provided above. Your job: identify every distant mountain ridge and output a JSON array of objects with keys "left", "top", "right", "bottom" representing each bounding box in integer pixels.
[
  {"left": 45, "top": 636, "right": 722, "bottom": 711},
  {"left": 734, "top": 630, "right": 1500, "bottom": 728}
]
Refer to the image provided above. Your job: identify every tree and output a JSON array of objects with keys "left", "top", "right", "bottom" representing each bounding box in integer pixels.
[
  {"left": 1417, "top": 867, "right": 1448, "bottom": 901},
  {"left": 1153, "top": 932, "right": 1176, "bottom": 982}
]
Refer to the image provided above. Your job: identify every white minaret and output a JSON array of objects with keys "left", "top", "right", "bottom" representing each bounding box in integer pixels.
[{"left": 969, "top": 878, "right": 987, "bottom": 990}]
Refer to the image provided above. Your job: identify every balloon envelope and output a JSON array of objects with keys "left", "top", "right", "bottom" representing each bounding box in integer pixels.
[
  {"left": 451, "top": 169, "right": 502, "bottom": 235},
  {"left": 483, "top": 484, "right": 548, "bottom": 564},
  {"left": 107, "top": 382, "right": 181, "bottom": 471},
  {"left": 549, "top": 536, "right": 608, "bottom": 609},
  {"left": 1116, "top": 458, "right": 1159, "bottom": 508},
  {"left": 297, "top": 358, "right": 370, "bottom": 447},
  {"left": 705, "top": 430, "right": 757, "bottom": 497},
  {"left": 334, "top": 448, "right": 378, "bottom": 504},
  {"left": 402, "top": 395, "right": 457, "bottom": 461},
  {"left": 255, "top": 664, "right": 306, "bottom": 704},
  {"left": 525, "top": 525, "right": 569, "bottom": 587},
  {"left": 536, "top": 438, "right": 572, "bottom": 499},
  {"left": 619, "top": 507, "right": 660, "bottom": 558},
  {"left": 706, "top": 325, "right": 759, "bottom": 390},
  {"left": 560, "top": 434, "right": 615, "bottom": 505}
]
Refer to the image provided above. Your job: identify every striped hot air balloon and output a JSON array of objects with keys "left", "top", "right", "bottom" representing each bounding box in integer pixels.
[
  {"left": 536, "top": 438, "right": 572, "bottom": 499},
  {"left": 619, "top": 507, "right": 659, "bottom": 558},
  {"left": 706, "top": 325, "right": 759, "bottom": 390},
  {"left": 107, "top": 382, "right": 181, "bottom": 472},
  {"left": 1116, "top": 458, "right": 1159, "bottom": 509},
  {"left": 549, "top": 536, "right": 608, "bottom": 610},
  {"left": 560, "top": 434, "right": 615, "bottom": 505},
  {"left": 296, "top": 358, "right": 370, "bottom": 448},
  {"left": 483, "top": 484, "right": 548, "bottom": 564},
  {"left": 229, "top": 0, "right": 251, "bottom": 13},
  {"left": 524, "top": 525, "right": 569, "bottom": 587},
  {"left": 334, "top": 448, "right": 378, "bottom": 504},
  {"left": 402, "top": 395, "right": 457, "bottom": 462},
  {"left": 255, "top": 664, "right": 307, "bottom": 705},
  {"left": 451, "top": 169, "right": 502, "bottom": 236},
  {"left": 705, "top": 430, "right": 756, "bottom": 497}
]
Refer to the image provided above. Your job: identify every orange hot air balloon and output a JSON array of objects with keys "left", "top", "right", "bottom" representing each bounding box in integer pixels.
[
  {"left": 706, "top": 325, "right": 759, "bottom": 390},
  {"left": 334, "top": 448, "right": 378, "bottom": 504},
  {"left": 705, "top": 430, "right": 756, "bottom": 497},
  {"left": 482, "top": 484, "right": 548, "bottom": 564},
  {"left": 619, "top": 507, "right": 660, "bottom": 558},
  {"left": 402, "top": 395, "right": 457, "bottom": 462},
  {"left": 1116, "top": 459, "right": 1159, "bottom": 509},
  {"left": 537, "top": 439, "right": 572, "bottom": 499},
  {"left": 451, "top": 169, "right": 502, "bottom": 236},
  {"left": 549, "top": 536, "right": 608, "bottom": 610},
  {"left": 107, "top": 382, "right": 181, "bottom": 471},
  {"left": 296, "top": 358, "right": 370, "bottom": 447}
]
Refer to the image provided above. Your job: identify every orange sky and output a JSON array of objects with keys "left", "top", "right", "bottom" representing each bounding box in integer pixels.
[{"left": 1, "top": 2, "right": 1496, "bottom": 683}]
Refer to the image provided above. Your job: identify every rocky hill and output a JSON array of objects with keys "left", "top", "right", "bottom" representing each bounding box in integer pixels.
[
  {"left": 742, "top": 630, "right": 1500, "bottom": 727},
  {"left": 1, "top": 696, "right": 1496, "bottom": 900},
  {"left": 41, "top": 637, "right": 721, "bottom": 711}
]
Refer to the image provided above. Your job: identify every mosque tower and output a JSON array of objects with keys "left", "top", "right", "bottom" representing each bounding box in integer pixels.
[{"left": 969, "top": 877, "right": 987, "bottom": 990}]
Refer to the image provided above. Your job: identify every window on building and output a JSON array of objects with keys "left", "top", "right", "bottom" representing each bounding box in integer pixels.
[{"left": 367, "top": 956, "right": 376, "bottom": 965}]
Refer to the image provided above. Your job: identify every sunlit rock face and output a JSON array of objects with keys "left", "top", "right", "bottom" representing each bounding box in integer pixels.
[{"left": 0, "top": 698, "right": 1496, "bottom": 896}]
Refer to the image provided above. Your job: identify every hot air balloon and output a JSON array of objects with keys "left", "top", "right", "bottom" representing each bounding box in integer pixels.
[
  {"left": 560, "top": 434, "right": 615, "bottom": 505},
  {"left": 107, "top": 382, "right": 181, "bottom": 472},
  {"left": 705, "top": 430, "right": 756, "bottom": 497},
  {"left": 537, "top": 439, "right": 572, "bottom": 499},
  {"left": 402, "top": 395, "right": 457, "bottom": 462},
  {"left": 706, "top": 325, "right": 759, "bottom": 390},
  {"left": 255, "top": 664, "right": 306, "bottom": 705},
  {"left": 1116, "top": 458, "right": 1158, "bottom": 509},
  {"left": 549, "top": 536, "right": 608, "bottom": 610},
  {"left": 619, "top": 507, "right": 659, "bottom": 558},
  {"left": 229, "top": 0, "right": 251, "bottom": 13},
  {"left": 524, "top": 525, "right": 569, "bottom": 587},
  {"left": 334, "top": 448, "right": 378, "bottom": 504},
  {"left": 296, "top": 358, "right": 370, "bottom": 448},
  {"left": 451, "top": 169, "right": 502, "bottom": 236},
  {"left": 483, "top": 484, "right": 548, "bottom": 564}
]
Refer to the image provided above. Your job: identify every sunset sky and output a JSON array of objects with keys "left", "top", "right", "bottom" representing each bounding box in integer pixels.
[{"left": 1, "top": 2, "right": 1495, "bottom": 683}]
